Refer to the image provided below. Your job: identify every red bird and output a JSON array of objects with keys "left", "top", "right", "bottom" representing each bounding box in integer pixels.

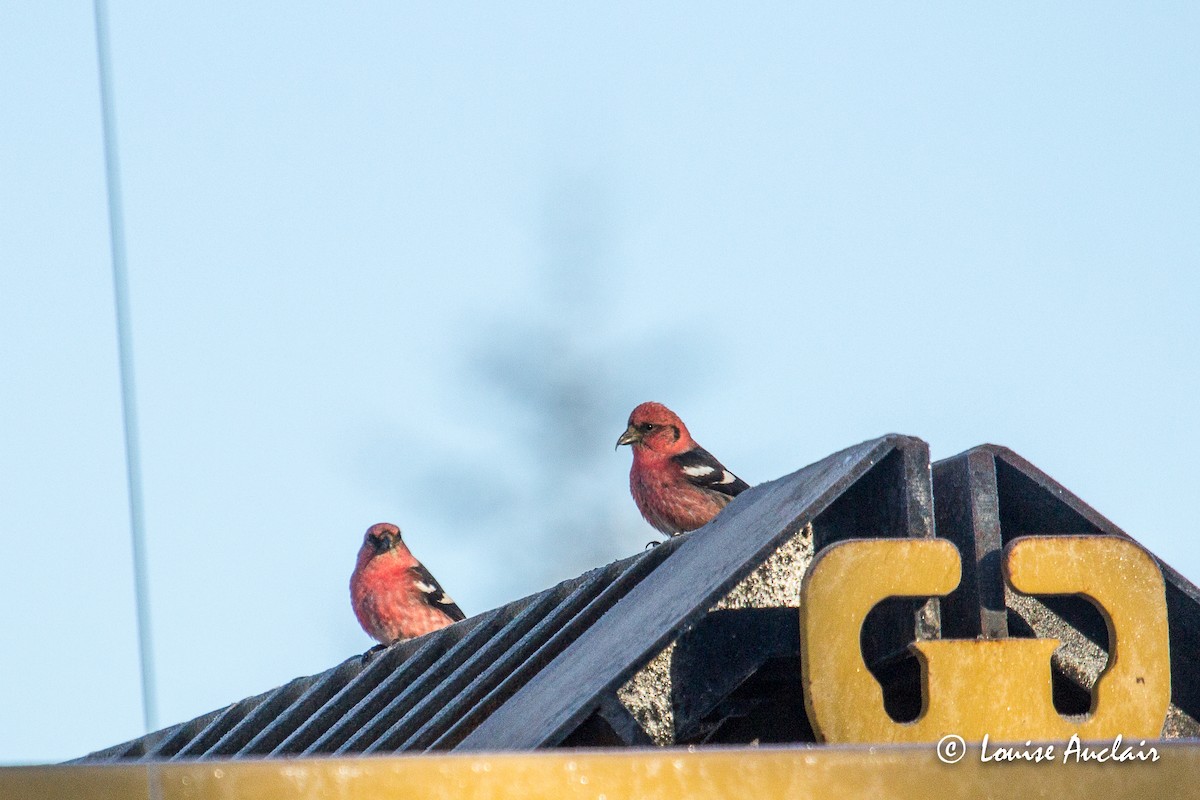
[
  {"left": 350, "top": 522, "right": 465, "bottom": 644},
  {"left": 616, "top": 401, "right": 749, "bottom": 536}
]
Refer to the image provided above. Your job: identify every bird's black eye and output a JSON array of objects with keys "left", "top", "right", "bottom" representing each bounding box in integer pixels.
[{"left": 640, "top": 422, "right": 656, "bottom": 432}]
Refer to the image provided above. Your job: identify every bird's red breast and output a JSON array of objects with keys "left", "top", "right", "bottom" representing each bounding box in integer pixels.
[
  {"left": 349, "top": 524, "right": 462, "bottom": 644},
  {"left": 618, "top": 402, "right": 749, "bottom": 536}
]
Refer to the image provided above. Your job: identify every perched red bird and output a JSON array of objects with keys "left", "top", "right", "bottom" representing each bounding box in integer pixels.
[
  {"left": 349, "top": 522, "right": 465, "bottom": 644},
  {"left": 616, "top": 401, "right": 749, "bottom": 536}
]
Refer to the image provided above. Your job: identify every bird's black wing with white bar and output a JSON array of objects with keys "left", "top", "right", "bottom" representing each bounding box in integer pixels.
[
  {"left": 409, "top": 563, "right": 466, "bottom": 621},
  {"left": 671, "top": 446, "right": 749, "bottom": 499}
]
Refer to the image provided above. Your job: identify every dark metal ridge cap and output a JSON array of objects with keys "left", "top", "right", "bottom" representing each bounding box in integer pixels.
[{"left": 943, "top": 443, "right": 1200, "bottom": 604}]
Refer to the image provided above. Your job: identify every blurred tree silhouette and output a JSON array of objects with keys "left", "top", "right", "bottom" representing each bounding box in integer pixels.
[
  {"left": 462, "top": 179, "right": 644, "bottom": 588},
  {"left": 359, "top": 177, "right": 699, "bottom": 605},
  {"left": 355, "top": 176, "right": 705, "bottom": 606}
]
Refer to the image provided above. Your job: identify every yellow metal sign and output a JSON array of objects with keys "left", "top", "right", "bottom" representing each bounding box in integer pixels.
[{"left": 800, "top": 535, "right": 1170, "bottom": 743}]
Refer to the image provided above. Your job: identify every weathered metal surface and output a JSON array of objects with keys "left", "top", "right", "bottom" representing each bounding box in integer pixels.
[{"left": 13, "top": 745, "right": 1200, "bottom": 800}]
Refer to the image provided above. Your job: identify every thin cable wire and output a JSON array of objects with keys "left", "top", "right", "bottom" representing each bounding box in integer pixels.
[{"left": 93, "top": 0, "right": 158, "bottom": 733}]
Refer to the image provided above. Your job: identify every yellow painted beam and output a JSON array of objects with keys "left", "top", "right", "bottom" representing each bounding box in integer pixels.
[{"left": 4, "top": 744, "right": 1200, "bottom": 800}]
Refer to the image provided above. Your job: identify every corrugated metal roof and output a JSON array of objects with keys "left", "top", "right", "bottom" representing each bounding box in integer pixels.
[
  {"left": 78, "top": 536, "right": 684, "bottom": 762},
  {"left": 76, "top": 434, "right": 1200, "bottom": 762},
  {"left": 81, "top": 434, "right": 923, "bottom": 761}
]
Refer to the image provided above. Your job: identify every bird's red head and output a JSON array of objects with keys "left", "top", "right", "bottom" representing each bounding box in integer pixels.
[
  {"left": 361, "top": 522, "right": 407, "bottom": 559},
  {"left": 616, "top": 401, "right": 694, "bottom": 456}
]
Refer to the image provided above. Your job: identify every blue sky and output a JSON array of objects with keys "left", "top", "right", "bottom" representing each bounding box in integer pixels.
[{"left": 2, "top": 3, "right": 1197, "bottom": 762}]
